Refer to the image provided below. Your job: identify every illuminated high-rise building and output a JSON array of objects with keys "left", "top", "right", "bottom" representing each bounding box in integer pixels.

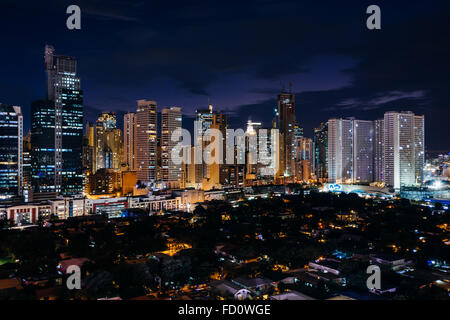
[
  {"left": 295, "top": 137, "right": 314, "bottom": 182},
  {"left": 277, "top": 91, "right": 296, "bottom": 180},
  {"left": 213, "top": 111, "right": 228, "bottom": 186},
  {"left": 195, "top": 104, "right": 214, "bottom": 184},
  {"left": 93, "top": 112, "right": 115, "bottom": 172},
  {"left": 22, "top": 131, "right": 32, "bottom": 202},
  {"left": 161, "top": 107, "right": 182, "bottom": 188},
  {"left": 414, "top": 115, "right": 425, "bottom": 185},
  {"left": 328, "top": 118, "right": 353, "bottom": 184},
  {"left": 328, "top": 118, "right": 374, "bottom": 183},
  {"left": 0, "top": 104, "right": 23, "bottom": 203},
  {"left": 374, "top": 119, "right": 384, "bottom": 182},
  {"left": 104, "top": 128, "right": 123, "bottom": 170},
  {"left": 136, "top": 100, "right": 158, "bottom": 184},
  {"left": 32, "top": 45, "right": 83, "bottom": 196},
  {"left": 314, "top": 122, "right": 328, "bottom": 182},
  {"left": 383, "top": 111, "right": 424, "bottom": 189},
  {"left": 245, "top": 120, "right": 262, "bottom": 181},
  {"left": 92, "top": 112, "right": 123, "bottom": 172},
  {"left": 123, "top": 112, "right": 137, "bottom": 171},
  {"left": 82, "top": 122, "right": 95, "bottom": 173},
  {"left": 353, "top": 120, "right": 374, "bottom": 182}
]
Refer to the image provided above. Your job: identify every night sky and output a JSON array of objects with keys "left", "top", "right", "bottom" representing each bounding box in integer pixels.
[{"left": 1, "top": 0, "right": 449, "bottom": 152}]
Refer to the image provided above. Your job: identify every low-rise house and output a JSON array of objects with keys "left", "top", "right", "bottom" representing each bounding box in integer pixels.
[
  {"left": 369, "top": 253, "right": 412, "bottom": 271},
  {"left": 308, "top": 258, "right": 341, "bottom": 275},
  {"left": 269, "top": 290, "right": 315, "bottom": 300},
  {"left": 58, "top": 257, "right": 90, "bottom": 273},
  {"left": 232, "top": 276, "right": 274, "bottom": 294},
  {"left": 209, "top": 280, "right": 251, "bottom": 300}
]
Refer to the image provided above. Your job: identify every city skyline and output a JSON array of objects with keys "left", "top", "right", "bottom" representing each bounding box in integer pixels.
[
  {"left": 0, "top": 43, "right": 434, "bottom": 205},
  {"left": 1, "top": 1, "right": 450, "bottom": 152},
  {"left": 0, "top": 2, "right": 450, "bottom": 304}
]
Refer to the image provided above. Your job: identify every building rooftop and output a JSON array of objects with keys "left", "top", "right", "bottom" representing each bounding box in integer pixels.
[
  {"left": 269, "top": 290, "right": 315, "bottom": 301},
  {"left": 233, "top": 276, "right": 273, "bottom": 289}
]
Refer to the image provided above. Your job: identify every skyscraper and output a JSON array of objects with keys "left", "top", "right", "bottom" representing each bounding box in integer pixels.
[
  {"left": 295, "top": 137, "right": 314, "bottom": 182},
  {"left": 212, "top": 111, "right": 228, "bottom": 186},
  {"left": 83, "top": 122, "right": 95, "bottom": 174},
  {"left": 383, "top": 111, "right": 424, "bottom": 189},
  {"left": 328, "top": 118, "right": 353, "bottom": 184},
  {"left": 328, "top": 118, "right": 374, "bottom": 184},
  {"left": 374, "top": 119, "right": 384, "bottom": 182},
  {"left": 93, "top": 112, "right": 123, "bottom": 172},
  {"left": 245, "top": 120, "right": 262, "bottom": 181},
  {"left": 195, "top": 105, "right": 214, "bottom": 184},
  {"left": 353, "top": 120, "right": 374, "bottom": 182},
  {"left": 124, "top": 112, "right": 137, "bottom": 171},
  {"left": 23, "top": 131, "right": 32, "bottom": 202},
  {"left": 32, "top": 45, "right": 83, "bottom": 196},
  {"left": 314, "top": 122, "right": 328, "bottom": 182},
  {"left": 277, "top": 91, "right": 296, "bottom": 180},
  {"left": 136, "top": 100, "right": 158, "bottom": 184},
  {"left": 161, "top": 107, "right": 182, "bottom": 188},
  {"left": 414, "top": 115, "right": 425, "bottom": 185},
  {"left": 0, "top": 104, "right": 23, "bottom": 203}
]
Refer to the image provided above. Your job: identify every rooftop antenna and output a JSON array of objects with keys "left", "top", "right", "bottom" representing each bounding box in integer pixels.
[{"left": 288, "top": 81, "right": 293, "bottom": 93}]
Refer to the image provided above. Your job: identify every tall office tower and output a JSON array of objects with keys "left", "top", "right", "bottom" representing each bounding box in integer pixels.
[
  {"left": 31, "top": 100, "right": 56, "bottom": 195},
  {"left": 93, "top": 112, "right": 116, "bottom": 172},
  {"left": 383, "top": 111, "right": 425, "bottom": 189},
  {"left": 213, "top": 111, "right": 228, "bottom": 185},
  {"left": 42, "top": 45, "right": 83, "bottom": 195},
  {"left": 294, "top": 122, "right": 304, "bottom": 140},
  {"left": 245, "top": 120, "right": 262, "bottom": 181},
  {"left": 82, "top": 122, "right": 95, "bottom": 173},
  {"left": 22, "top": 131, "right": 32, "bottom": 202},
  {"left": 196, "top": 104, "right": 214, "bottom": 133},
  {"left": 314, "top": 122, "right": 328, "bottom": 182},
  {"left": 186, "top": 146, "right": 200, "bottom": 188},
  {"left": 277, "top": 91, "right": 296, "bottom": 180},
  {"left": 161, "top": 107, "right": 182, "bottom": 189},
  {"left": 123, "top": 112, "right": 137, "bottom": 171},
  {"left": 328, "top": 118, "right": 374, "bottom": 183},
  {"left": 103, "top": 128, "right": 123, "bottom": 170},
  {"left": 156, "top": 136, "right": 162, "bottom": 182},
  {"left": 374, "top": 119, "right": 384, "bottom": 182},
  {"left": 293, "top": 121, "right": 304, "bottom": 181},
  {"left": 414, "top": 115, "right": 425, "bottom": 185},
  {"left": 295, "top": 137, "right": 314, "bottom": 182},
  {"left": 195, "top": 104, "right": 214, "bottom": 184},
  {"left": 0, "top": 104, "right": 23, "bottom": 204},
  {"left": 136, "top": 100, "right": 158, "bottom": 184},
  {"left": 353, "top": 120, "right": 374, "bottom": 182},
  {"left": 328, "top": 118, "right": 353, "bottom": 183}
]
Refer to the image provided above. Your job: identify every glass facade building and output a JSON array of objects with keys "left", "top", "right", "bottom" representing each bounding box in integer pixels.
[
  {"left": 31, "top": 45, "right": 83, "bottom": 196},
  {"left": 0, "top": 104, "right": 23, "bottom": 203}
]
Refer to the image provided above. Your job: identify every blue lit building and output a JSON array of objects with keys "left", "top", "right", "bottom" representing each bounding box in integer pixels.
[
  {"left": 0, "top": 104, "right": 23, "bottom": 204},
  {"left": 31, "top": 45, "right": 84, "bottom": 197}
]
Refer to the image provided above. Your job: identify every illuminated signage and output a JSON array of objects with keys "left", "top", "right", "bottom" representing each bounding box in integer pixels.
[{"left": 329, "top": 184, "right": 343, "bottom": 192}]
